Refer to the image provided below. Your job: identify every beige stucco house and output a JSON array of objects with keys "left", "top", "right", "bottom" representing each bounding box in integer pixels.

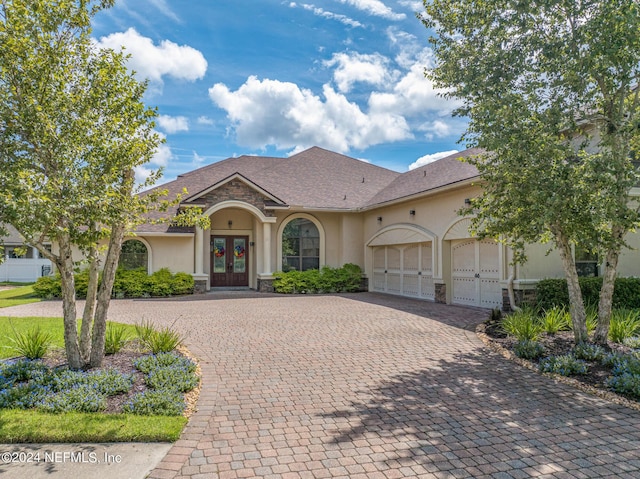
[{"left": 109, "top": 146, "right": 639, "bottom": 310}]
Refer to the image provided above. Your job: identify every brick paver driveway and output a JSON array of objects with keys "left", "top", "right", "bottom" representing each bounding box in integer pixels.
[{"left": 7, "top": 292, "right": 640, "bottom": 478}]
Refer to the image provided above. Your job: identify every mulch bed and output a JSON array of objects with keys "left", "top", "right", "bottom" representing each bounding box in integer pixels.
[
  {"left": 39, "top": 342, "right": 201, "bottom": 416},
  {"left": 477, "top": 317, "right": 640, "bottom": 412}
]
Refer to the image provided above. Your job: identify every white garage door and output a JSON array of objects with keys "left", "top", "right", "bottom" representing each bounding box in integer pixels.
[
  {"left": 372, "top": 242, "right": 434, "bottom": 300},
  {"left": 451, "top": 239, "right": 502, "bottom": 308}
]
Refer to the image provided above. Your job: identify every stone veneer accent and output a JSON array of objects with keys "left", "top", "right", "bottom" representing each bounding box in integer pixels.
[
  {"left": 194, "top": 280, "right": 207, "bottom": 294},
  {"left": 198, "top": 179, "right": 277, "bottom": 218},
  {"left": 257, "top": 278, "right": 275, "bottom": 293},
  {"left": 502, "top": 288, "right": 537, "bottom": 311},
  {"left": 435, "top": 283, "right": 446, "bottom": 304}
]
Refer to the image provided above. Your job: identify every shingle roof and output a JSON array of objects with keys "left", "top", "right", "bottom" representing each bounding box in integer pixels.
[
  {"left": 136, "top": 146, "right": 483, "bottom": 233},
  {"left": 0, "top": 224, "right": 24, "bottom": 244},
  {"left": 364, "top": 148, "right": 483, "bottom": 207}
]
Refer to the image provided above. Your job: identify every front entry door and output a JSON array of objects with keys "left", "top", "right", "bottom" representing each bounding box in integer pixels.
[{"left": 211, "top": 236, "right": 249, "bottom": 287}]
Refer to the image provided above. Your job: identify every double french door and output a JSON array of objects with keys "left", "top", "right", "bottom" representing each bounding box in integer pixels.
[{"left": 211, "top": 236, "right": 249, "bottom": 287}]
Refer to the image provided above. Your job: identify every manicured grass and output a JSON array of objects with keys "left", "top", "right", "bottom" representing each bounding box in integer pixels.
[
  {"left": 0, "top": 285, "right": 41, "bottom": 308},
  {"left": 0, "top": 410, "right": 187, "bottom": 443},
  {"left": 0, "top": 317, "right": 137, "bottom": 359}
]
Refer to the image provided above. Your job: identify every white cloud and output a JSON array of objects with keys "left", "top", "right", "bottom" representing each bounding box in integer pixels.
[
  {"left": 147, "top": 0, "right": 180, "bottom": 22},
  {"left": 336, "top": 0, "right": 406, "bottom": 20},
  {"left": 324, "top": 52, "right": 396, "bottom": 93},
  {"left": 368, "top": 49, "right": 459, "bottom": 116},
  {"left": 291, "top": 3, "right": 363, "bottom": 28},
  {"left": 192, "top": 151, "right": 206, "bottom": 165},
  {"left": 96, "top": 28, "right": 207, "bottom": 83},
  {"left": 408, "top": 150, "right": 459, "bottom": 170},
  {"left": 419, "top": 119, "right": 452, "bottom": 138},
  {"left": 208, "top": 76, "right": 411, "bottom": 153},
  {"left": 157, "top": 115, "right": 189, "bottom": 134},
  {"left": 397, "top": 0, "right": 423, "bottom": 12},
  {"left": 134, "top": 165, "right": 154, "bottom": 184},
  {"left": 197, "top": 116, "right": 215, "bottom": 125}
]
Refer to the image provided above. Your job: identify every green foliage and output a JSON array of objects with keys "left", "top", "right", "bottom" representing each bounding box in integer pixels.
[
  {"left": 609, "top": 310, "right": 640, "bottom": 343},
  {"left": 32, "top": 276, "right": 61, "bottom": 299},
  {"left": 606, "top": 373, "right": 640, "bottom": 399},
  {"left": 34, "top": 268, "right": 195, "bottom": 299},
  {"left": 37, "top": 384, "right": 107, "bottom": 413},
  {"left": 513, "top": 340, "right": 545, "bottom": 360},
  {"left": 122, "top": 389, "right": 185, "bottom": 416},
  {"left": 145, "top": 366, "right": 199, "bottom": 393},
  {"left": 540, "top": 307, "right": 571, "bottom": 335},
  {"left": 572, "top": 343, "right": 607, "bottom": 362},
  {"left": 5, "top": 326, "right": 53, "bottom": 360},
  {"left": 51, "top": 369, "right": 133, "bottom": 396},
  {"left": 536, "top": 278, "right": 640, "bottom": 311},
  {"left": 133, "top": 352, "right": 196, "bottom": 374},
  {"left": 104, "top": 322, "right": 130, "bottom": 355},
  {"left": 273, "top": 264, "right": 362, "bottom": 294},
  {"left": 501, "top": 308, "right": 542, "bottom": 341},
  {"left": 539, "top": 355, "right": 588, "bottom": 376},
  {"left": 134, "top": 320, "right": 184, "bottom": 354},
  {"left": 623, "top": 337, "right": 640, "bottom": 349}
]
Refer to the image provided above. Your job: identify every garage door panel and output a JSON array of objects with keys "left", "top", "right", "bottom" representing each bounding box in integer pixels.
[
  {"left": 452, "top": 239, "right": 502, "bottom": 308},
  {"left": 370, "top": 242, "right": 434, "bottom": 301}
]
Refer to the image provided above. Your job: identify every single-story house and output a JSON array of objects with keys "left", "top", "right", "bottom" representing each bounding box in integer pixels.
[
  {"left": 0, "top": 224, "right": 52, "bottom": 283},
  {"left": 4, "top": 146, "right": 639, "bottom": 308}
]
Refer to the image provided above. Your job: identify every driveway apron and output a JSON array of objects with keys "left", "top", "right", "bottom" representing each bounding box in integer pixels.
[{"left": 4, "top": 293, "right": 640, "bottom": 478}]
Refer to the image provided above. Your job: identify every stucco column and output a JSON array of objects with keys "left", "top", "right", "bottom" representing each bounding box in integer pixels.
[
  {"left": 195, "top": 226, "right": 204, "bottom": 275},
  {"left": 262, "top": 222, "right": 272, "bottom": 274}
]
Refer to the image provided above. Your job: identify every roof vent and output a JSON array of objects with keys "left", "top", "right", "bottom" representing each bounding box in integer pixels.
[
  {"left": 343, "top": 195, "right": 347, "bottom": 200},
  {"left": 362, "top": 177, "right": 365, "bottom": 183},
  {"left": 423, "top": 171, "right": 426, "bottom": 177}
]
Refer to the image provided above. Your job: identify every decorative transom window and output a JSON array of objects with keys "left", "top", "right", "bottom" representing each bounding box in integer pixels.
[
  {"left": 282, "top": 218, "right": 320, "bottom": 271},
  {"left": 119, "top": 239, "right": 148, "bottom": 271}
]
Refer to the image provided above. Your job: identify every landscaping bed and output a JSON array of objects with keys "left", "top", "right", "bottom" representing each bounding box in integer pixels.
[{"left": 478, "top": 309, "right": 640, "bottom": 411}]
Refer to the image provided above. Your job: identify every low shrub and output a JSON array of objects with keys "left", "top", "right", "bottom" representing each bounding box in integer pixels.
[
  {"left": 34, "top": 267, "right": 194, "bottom": 299},
  {"left": 51, "top": 369, "right": 133, "bottom": 396},
  {"left": 37, "top": 384, "right": 107, "bottom": 413},
  {"left": 514, "top": 340, "right": 545, "bottom": 360},
  {"left": 5, "top": 326, "right": 53, "bottom": 360},
  {"left": 1, "top": 360, "right": 49, "bottom": 383},
  {"left": 501, "top": 308, "right": 542, "bottom": 341},
  {"left": 104, "top": 323, "right": 131, "bottom": 355},
  {"left": 122, "top": 389, "right": 185, "bottom": 416},
  {"left": 609, "top": 309, "right": 640, "bottom": 343},
  {"left": 135, "top": 321, "right": 185, "bottom": 354},
  {"left": 273, "top": 264, "right": 362, "bottom": 294},
  {"left": 623, "top": 337, "right": 640, "bottom": 349},
  {"left": 539, "top": 355, "right": 588, "bottom": 376},
  {"left": 133, "top": 352, "right": 196, "bottom": 374},
  {"left": 572, "top": 343, "right": 606, "bottom": 362},
  {"left": 0, "top": 382, "right": 50, "bottom": 409},
  {"left": 535, "top": 277, "right": 640, "bottom": 311},
  {"left": 145, "top": 366, "right": 199, "bottom": 392},
  {"left": 606, "top": 373, "right": 640, "bottom": 398},
  {"left": 541, "top": 307, "right": 571, "bottom": 334}
]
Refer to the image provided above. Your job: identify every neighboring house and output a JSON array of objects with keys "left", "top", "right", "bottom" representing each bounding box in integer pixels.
[
  {"left": 0, "top": 224, "right": 52, "bottom": 283},
  {"left": 4, "top": 146, "right": 638, "bottom": 307}
]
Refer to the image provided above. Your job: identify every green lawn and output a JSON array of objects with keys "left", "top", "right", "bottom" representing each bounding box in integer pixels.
[
  {"left": 0, "top": 410, "right": 186, "bottom": 443},
  {"left": 0, "top": 317, "right": 189, "bottom": 442},
  {"left": 0, "top": 285, "right": 41, "bottom": 308}
]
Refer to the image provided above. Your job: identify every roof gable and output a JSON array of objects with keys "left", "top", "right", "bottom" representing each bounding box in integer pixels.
[{"left": 183, "top": 172, "right": 286, "bottom": 206}]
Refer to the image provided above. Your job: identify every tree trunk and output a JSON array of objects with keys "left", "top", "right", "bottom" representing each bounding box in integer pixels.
[
  {"left": 594, "top": 225, "right": 625, "bottom": 345},
  {"left": 89, "top": 222, "right": 126, "bottom": 368},
  {"left": 79, "top": 247, "right": 99, "bottom": 363},
  {"left": 555, "top": 230, "right": 589, "bottom": 344},
  {"left": 58, "top": 235, "right": 83, "bottom": 369}
]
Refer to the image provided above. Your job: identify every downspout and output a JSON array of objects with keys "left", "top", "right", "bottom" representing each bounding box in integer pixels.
[{"left": 507, "top": 264, "right": 521, "bottom": 312}]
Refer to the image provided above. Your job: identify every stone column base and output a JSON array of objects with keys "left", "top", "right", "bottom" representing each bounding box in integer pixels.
[
  {"left": 435, "top": 282, "right": 446, "bottom": 304},
  {"left": 257, "top": 277, "right": 275, "bottom": 293},
  {"left": 192, "top": 274, "right": 209, "bottom": 294}
]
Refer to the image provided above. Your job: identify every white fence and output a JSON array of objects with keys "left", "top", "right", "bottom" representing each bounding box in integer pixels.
[{"left": 0, "top": 258, "right": 52, "bottom": 283}]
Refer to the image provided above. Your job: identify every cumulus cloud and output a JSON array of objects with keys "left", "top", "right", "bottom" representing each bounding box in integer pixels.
[
  {"left": 96, "top": 28, "right": 207, "bottom": 83},
  {"left": 290, "top": 3, "right": 363, "bottom": 28},
  {"left": 324, "top": 52, "right": 396, "bottom": 93},
  {"left": 157, "top": 115, "right": 189, "bottom": 134},
  {"left": 336, "top": 0, "right": 406, "bottom": 20},
  {"left": 135, "top": 131, "right": 173, "bottom": 183},
  {"left": 197, "top": 116, "right": 215, "bottom": 125},
  {"left": 408, "top": 150, "right": 459, "bottom": 170},
  {"left": 419, "top": 119, "right": 452, "bottom": 139},
  {"left": 208, "top": 76, "right": 411, "bottom": 153}
]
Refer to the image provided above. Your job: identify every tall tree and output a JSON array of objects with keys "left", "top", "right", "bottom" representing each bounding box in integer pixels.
[
  {"left": 0, "top": 0, "right": 171, "bottom": 368},
  {"left": 422, "top": 0, "right": 640, "bottom": 344}
]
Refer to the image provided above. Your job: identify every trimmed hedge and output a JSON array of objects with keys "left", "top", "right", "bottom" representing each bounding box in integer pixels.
[
  {"left": 535, "top": 277, "right": 640, "bottom": 311},
  {"left": 273, "top": 263, "right": 363, "bottom": 294},
  {"left": 33, "top": 268, "right": 194, "bottom": 299}
]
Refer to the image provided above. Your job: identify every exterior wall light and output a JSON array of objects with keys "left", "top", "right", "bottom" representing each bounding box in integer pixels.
[
  {"left": 228, "top": 220, "right": 233, "bottom": 228},
  {"left": 377, "top": 216, "right": 382, "bottom": 223},
  {"left": 409, "top": 209, "right": 416, "bottom": 216}
]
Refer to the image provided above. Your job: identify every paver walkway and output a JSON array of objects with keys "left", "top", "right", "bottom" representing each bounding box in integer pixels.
[{"left": 4, "top": 293, "right": 640, "bottom": 478}]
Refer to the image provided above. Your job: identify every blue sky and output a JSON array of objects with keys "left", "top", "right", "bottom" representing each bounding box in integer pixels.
[{"left": 92, "top": 0, "right": 467, "bottom": 184}]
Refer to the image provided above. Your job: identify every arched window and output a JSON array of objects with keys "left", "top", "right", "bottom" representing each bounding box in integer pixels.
[
  {"left": 119, "top": 239, "right": 149, "bottom": 271},
  {"left": 282, "top": 218, "right": 320, "bottom": 271}
]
